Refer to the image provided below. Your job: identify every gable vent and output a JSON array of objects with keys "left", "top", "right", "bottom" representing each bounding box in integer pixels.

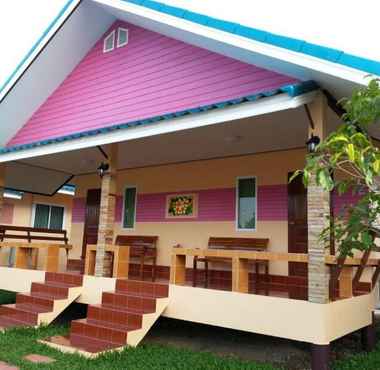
[
  {"left": 103, "top": 30, "right": 115, "bottom": 53},
  {"left": 117, "top": 28, "right": 129, "bottom": 48}
]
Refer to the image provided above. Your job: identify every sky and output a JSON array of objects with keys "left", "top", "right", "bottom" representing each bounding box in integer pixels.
[
  {"left": 0, "top": 0, "right": 66, "bottom": 88},
  {"left": 0, "top": 0, "right": 379, "bottom": 91}
]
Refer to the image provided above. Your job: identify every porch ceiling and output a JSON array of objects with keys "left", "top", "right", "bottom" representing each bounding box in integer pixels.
[{"left": 9, "top": 105, "right": 312, "bottom": 178}]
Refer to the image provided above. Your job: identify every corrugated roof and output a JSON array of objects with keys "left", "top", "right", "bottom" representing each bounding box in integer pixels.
[{"left": 124, "top": 0, "right": 380, "bottom": 76}]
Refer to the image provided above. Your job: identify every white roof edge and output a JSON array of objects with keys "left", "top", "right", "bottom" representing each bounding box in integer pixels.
[
  {"left": 94, "top": 0, "right": 372, "bottom": 86},
  {"left": 0, "top": 91, "right": 318, "bottom": 163}
]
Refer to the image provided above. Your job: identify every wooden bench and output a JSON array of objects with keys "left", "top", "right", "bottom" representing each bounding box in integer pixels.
[
  {"left": 115, "top": 235, "right": 158, "bottom": 281},
  {"left": 0, "top": 225, "right": 71, "bottom": 271},
  {"left": 0, "top": 225, "right": 69, "bottom": 245},
  {"left": 193, "top": 237, "right": 270, "bottom": 291}
]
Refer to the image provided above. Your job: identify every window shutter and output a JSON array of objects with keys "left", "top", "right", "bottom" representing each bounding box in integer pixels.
[
  {"left": 34, "top": 204, "right": 50, "bottom": 228},
  {"left": 50, "top": 206, "right": 64, "bottom": 230},
  {"left": 124, "top": 188, "right": 137, "bottom": 228}
]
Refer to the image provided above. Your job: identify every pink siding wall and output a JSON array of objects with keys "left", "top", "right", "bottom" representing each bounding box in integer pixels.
[
  {"left": 114, "top": 185, "right": 288, "bottom": 224},
  {"left": 73, "top": 186, "right": 363, "bottom": 225},
  {"left": 8, "top": 20, "right": 298, "bottom": 147},
  {"left": 333, "top": 191, "right": 362, "bottom": 216},
  {"left": 72, "top": 197, "right": 86, "bottom": 223},
  {"left": 0, "top": 203, "right": 14, "bottom": 224}
]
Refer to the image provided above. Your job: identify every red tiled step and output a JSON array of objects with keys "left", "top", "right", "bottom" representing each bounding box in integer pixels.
[
  {"left": 71, "top": 318, "right": 130, "bottom": 346},
  {"left": 115, "top": 280, "right": 169, "bottom": 298},
  {"left": 102, "top": 291, "right": 156, "bottom": 314},
  {"left": 0, "top": 304, "right": 38, "bottom": 325},
  {"left": 45, "top": 272, "right": 83, "bottom": 286},
  {"left": 87, "top": 305, "right": 143, "bottom": 329},
  {"left": 69, "top": 334, "right": 120, "bottom": 353},
  {"left": 16, "top": 293, "right": 54, "bottom": 311},
  {"left": 31, "top": 282, "right": 69, "bottom": 299},
  {"left": 0, "top": 314, "right": 34, "bottom": 329}
]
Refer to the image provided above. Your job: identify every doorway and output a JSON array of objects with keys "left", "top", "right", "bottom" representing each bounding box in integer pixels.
[
  {"left": 287, "top": 173, "right": 308, "bottom": 277},
  {"left": 82, "top": 188, "right": 101, "bottom": 258}
]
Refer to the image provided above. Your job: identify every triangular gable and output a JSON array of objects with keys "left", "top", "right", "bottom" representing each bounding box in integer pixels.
[{"left": 7, "top": 20, "right": 299, "bottom": 148}]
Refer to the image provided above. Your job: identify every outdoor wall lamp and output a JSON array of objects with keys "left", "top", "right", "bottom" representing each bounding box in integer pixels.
[
  {"left": 97, "top": 162, "right": 110, "bottom": 178},
  {"left": 306, "top": 134, "right": 320, "bottom": 153}
]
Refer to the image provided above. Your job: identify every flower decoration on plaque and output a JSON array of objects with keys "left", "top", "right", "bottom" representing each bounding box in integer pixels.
[{"left": 166, "top": 194, "right": 198, "bottom": 218}]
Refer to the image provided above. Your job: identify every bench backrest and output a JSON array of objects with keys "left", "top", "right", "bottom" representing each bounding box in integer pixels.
[
  {"left": 115, "top": 235, "right": 158, "bottom": 258},
  {"left": 208, "top": 237, "right": 269, "bottom": 251},
  {"left": 0, "top": 225, "right": 68, "bottom": 244}
]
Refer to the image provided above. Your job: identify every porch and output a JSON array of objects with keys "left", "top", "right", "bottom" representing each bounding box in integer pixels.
[{"left": 0, "top": 92, "right": 378, "bottom": 370}]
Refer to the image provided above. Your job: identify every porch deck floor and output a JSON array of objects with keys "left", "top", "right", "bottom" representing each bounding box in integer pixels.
[{"left": 128, "top": 276, "right": 369, "bottom": 301}]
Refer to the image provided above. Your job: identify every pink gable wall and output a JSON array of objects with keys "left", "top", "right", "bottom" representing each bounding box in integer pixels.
[{"left": 8, "top": 20, "right": 298, "bottom": 147}]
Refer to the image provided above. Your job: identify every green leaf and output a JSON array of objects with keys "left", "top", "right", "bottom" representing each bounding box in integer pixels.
[
  {"left": 373, "top": 159, "right": 380, "bottom": 173},
  {"left": 346, "top": 143, "right": 355, "bottom": 161}
]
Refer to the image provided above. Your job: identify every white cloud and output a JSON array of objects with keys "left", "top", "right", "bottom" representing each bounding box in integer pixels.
[{"left": 0, "top": 0, "right": 66, "bottom": 88}]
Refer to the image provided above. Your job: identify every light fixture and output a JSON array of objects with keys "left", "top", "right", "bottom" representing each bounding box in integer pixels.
[
  {"left": 3, "top": 189, "right": 23, "bottom": 200},
  {"left": 58, "top": 184, "right": 76, "bottom": 196},
  {"left": 306, "top": 134, "right": 320, "bottom": 153},
  {"left": 97, "top": 162, "right": 110, "bottom": 178}
]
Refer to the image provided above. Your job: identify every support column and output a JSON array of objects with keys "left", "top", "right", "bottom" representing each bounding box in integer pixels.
[
  {"left": 311, "top": 344, "right": 330, "bottom": 370},
  {"left": 95, "top": 145, "right": 118, "bottom": 277},
  {"left": 307, "top": 94, "right": 331, "bottom": 304},
  {"left": 361, "top": 312, "right": 376, "bottom": 352}
]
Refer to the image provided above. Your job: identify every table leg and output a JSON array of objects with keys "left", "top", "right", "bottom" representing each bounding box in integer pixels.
[
  {"left": 85, "top": 250, "right": 96, "bottom": 275},
  {"left": 170, "top": 254, "right": 186, "bottom": 285},
  {"left": 114, "top": 246, "right": 130, "bottom": 278},
  {"left": 339, "top": 266, "right": 353, "bottom": 298},
  {"left": 15, "top": 247, "right": 28, "bottom": 269},
  {"left": 45, "top": 246, "right": 60, "bottom": 272},
  {"left": 232, "top": 257, "right": 249, "bottom": 293}
]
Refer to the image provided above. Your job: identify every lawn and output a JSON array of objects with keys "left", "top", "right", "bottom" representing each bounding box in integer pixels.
[{"left": 0, "top": 325, "right": 279, "bottom": 370}]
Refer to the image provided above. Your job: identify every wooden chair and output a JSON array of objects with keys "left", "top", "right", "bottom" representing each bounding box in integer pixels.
[
  {"left": 193, "top": 237, "right": 270, "bottom": 293},
  {"left": 115, "top": 235, "right": 158, "bottom": 281}
]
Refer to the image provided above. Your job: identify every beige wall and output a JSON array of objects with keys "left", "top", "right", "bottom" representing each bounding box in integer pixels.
[
  {"left": 71, "top": 148, "right": 307, "bottom": 275},
  {"left": 0, "top": 193, "right": 73, "bottom": 269}
]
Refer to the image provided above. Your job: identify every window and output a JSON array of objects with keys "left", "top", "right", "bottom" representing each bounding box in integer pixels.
[
  {"left": 123, "top": 187, "right": 137, "bottom": 228},
  {"left": 33, "top": 204, "right": 64, "bottom": 230},
  {"left": 236, "top": 177, "right": 256, "bottom": 230},
  {"left": 103, "top": 30, "right": 115, "bottom": 53},
  {"left": 117, "top": 28, "right": 129, "bottom": 48}
]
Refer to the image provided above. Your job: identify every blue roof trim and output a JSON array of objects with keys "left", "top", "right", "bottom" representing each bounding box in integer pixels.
[
  {"left": 0, "top": 81, "right": 318, "bottom": 155},
  {"left": 0, "top": 0, "right": 76, "bottom": 97},
  {"left": 123, "top": 0, "right": 380, "bottom": 76}
]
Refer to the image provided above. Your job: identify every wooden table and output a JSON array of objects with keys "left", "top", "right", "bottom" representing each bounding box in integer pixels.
[
  {"left": 84, "top": 244, "right": 130, "bottom": 278},
  {"left": 0, "top": 241, "right": 72, "bottom": 272},
  {"left": 171, "top": 248, "right": 380, "bottom": 296},
  {"left": 171, "top": 247, "right": 308, "bottom": 293}
]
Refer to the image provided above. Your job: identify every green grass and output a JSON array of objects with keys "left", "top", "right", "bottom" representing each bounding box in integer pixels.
[
  {"left": 0, "top": 290, "right": 16, "bottom": 305},
  {"left": 0, "top": 325, "right": 279, "bottom": 370}
]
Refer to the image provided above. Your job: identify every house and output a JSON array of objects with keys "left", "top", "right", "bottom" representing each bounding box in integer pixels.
[{"left": 0, "top": 1, "right": 379, "bottom": 369}]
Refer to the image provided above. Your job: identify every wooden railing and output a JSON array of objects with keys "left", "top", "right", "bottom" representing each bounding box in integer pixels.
[
  {"left": 170, "top": 247, "right": 308, "bottom": 293},
  {"left": 171, "top": 247, "right": 380, "bottom": 298}
]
